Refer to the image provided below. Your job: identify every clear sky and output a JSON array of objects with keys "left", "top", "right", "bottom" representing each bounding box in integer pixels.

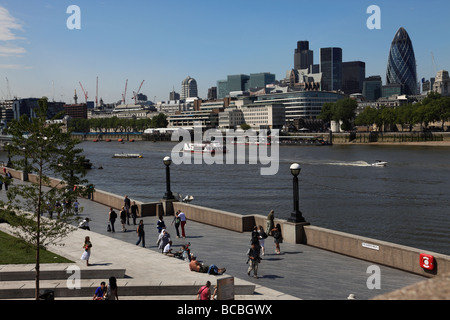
[{"left": 1, "top": 0, "right": 449, "bottom": 104}]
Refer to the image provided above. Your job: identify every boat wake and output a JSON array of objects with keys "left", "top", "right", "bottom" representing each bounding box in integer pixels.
[
  {"left": 323, "top": 160, "right": 372, "bottom": 167},
  {"left": 283, "top": 159, "right": 373, "bottom": 167}
]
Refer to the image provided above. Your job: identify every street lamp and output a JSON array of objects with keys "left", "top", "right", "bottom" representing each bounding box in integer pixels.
[
  {"left": 163, "top": 156, "right": 174, "bottom": 200},
  {"left": 288, "top": 163, "right": 305, "bottom": 223}
]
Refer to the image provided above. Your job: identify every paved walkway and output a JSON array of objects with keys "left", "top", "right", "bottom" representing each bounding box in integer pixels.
[
  {"left": 0, "top": 189, "right": 426, "bottom": 300},
  {"left": 57, "top": 197, "right": 427, "bottom": 299}
]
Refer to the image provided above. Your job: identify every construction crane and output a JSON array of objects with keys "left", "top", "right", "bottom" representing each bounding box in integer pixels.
[
  {"left": 122, "top": 79, "right": 128, "bottom": 104},
  {"left": 132, "top": 80, "right": 145, "bottom": 104},
  {"left": 79, "top": 82, "right": 88, "bottom": 104},
  {"left": 431, "top": 52, "right": 437, "bottom": 75}
]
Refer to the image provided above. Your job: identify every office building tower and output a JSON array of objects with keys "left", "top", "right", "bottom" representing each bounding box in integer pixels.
[
  {"left": 363, "top": 76, "right": 382, "bottom": 101},
  {"left": 207, "top": 87, "right": 217, "bottom": 100},
  {"left": 217, "top": 80, "right": 228, "bottom": 99},
  {"left": 386, "top": 27, "right": 418, "bottom": 95},
  {"left": 227, "top": 74, "right": 250, "bottom": 92},
  {"left": 294, "top": 41, "right": 314, "bottom": 70},
  {"left": 249, "top": 72, "right": 276, "bottom": 89},
  {"left": 181, "top": 76, "right": 198, "bottom": 100},
  {"left": 342, "top": 61, "right": 366, "bottom": 95},
  {"left": 320, "top": 47, "right": 343, "bottom": 91},
  {"left": 170, "top": 90, "right": 180, "bottom": 101}
]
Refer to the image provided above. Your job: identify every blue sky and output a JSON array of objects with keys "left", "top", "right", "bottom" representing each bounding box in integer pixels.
[{"left": 1, "top": 0, "right": 449, "bottom": 103}]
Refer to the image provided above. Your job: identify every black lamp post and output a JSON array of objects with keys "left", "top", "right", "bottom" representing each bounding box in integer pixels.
[
  {"left": 163, "top": 156, "right": 174, "bottom": 200},
  {"left": 288, "top": 163, "right": 305, "bottom": 223}
]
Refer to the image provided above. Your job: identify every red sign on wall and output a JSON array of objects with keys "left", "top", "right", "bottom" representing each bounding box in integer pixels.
[{"left": 419, "top": 253, "right": 435, "bottom": 270}]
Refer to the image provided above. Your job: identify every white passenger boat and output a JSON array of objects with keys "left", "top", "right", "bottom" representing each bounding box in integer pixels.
[
  {"left": 183, "top": 142, "right": 227, "bottom": 154},
  {"left": 371, "top": 160, "right": 387, "bottom": 167},
  {"left": 112, "top": 153, "right": 143, "bottom": 158}
]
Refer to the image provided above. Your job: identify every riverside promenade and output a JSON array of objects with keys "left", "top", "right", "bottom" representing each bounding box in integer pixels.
[{"left": 0, "top": 192, "right": 431, "bottom": 300}]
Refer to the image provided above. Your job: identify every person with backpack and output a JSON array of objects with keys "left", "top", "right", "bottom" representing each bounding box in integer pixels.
[{"left": 247, "top": 242, "right": 261, "bottom": 279}]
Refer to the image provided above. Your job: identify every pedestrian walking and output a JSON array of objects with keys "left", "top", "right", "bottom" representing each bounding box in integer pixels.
[
  {"left": 124, "top": 195, "right": 131, "bottom": 225},
  {"left": 250, "top": 225, "right": 261, "bottom": 255},
  {"left": 258, "top": 225, "right": 267, "bottom": 256},
  {"left": 156, "top": 215, "right": 165, "bottom": 233},
  {"left": 73, "top": 199, "right": 79, "bottom": 215},
  {"left": 120, "top": 206, "right": 127, "bottom": 232},
  {"left": 157, "top": 229, "right": 171, "bottom": 253},
  {"left": 265, "top": 209, "right": 274, "bottom": 236},
  {"left": 247, "top": 243, "right": 261, "bottom": 278},
  {"left": 81, "top": 236, "right": 92, "bottom": 266},
  {"left": 130, "top": 201, "right": 139, "bottom": 225},
  {"left": 196, "top": 281, "right": 211, "bottom": 300},
  {"left": 178, "top": 210, "right": 187, "bottom": 238},
  {"left": 272, "top": 224, "right": 283, "bottom": 254},
  {"left": 172, "top": 210, "right": 181, "bottom": 238},
  {"left": 108, "top": 207, "right": 117, "bottom": 232},
  {"left": 136, "top": 220, "right": 145, "bottom": 247}
]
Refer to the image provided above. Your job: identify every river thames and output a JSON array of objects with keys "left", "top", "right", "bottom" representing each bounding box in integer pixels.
[
  {"left": 2, "top": 140, "right": 449, "bottom": 255},
  {"left": 70, "top": 140, "right": 450, "bottom": 256}
]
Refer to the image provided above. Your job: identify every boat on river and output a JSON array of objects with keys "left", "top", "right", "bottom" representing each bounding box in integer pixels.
[
  {"left": 371, "top": 160, "right": 388, "bottom": 167},
  {"left": 112, "top": 153, "right": 143, "bottom": 158},
  {"left": 183, "top": 142, "right": 227, "bottom": 154}
]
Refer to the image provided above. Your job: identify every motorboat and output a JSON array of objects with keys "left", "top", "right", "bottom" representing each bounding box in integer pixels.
[
  {"left": 112, "top": 153, "right": 143, "bottom": 158},
  {"left": 183, "top": 142, "right": 227, "bottom": 154},
  {"left": 371, "top": 160, "right": 388, "bottom": 167}
]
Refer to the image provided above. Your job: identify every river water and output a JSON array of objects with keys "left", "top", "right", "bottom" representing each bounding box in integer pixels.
[{"left": 3, "top": 140, "right": 450, "bottom": 255}]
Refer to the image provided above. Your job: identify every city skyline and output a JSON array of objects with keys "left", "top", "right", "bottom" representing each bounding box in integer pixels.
[{"left": 1, "top": 1, "right": 450, "bottom": 104}]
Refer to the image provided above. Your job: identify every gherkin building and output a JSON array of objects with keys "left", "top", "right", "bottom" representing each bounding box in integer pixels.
[{"left": 386, "top": 27, "right": 418, "bottom": 95}]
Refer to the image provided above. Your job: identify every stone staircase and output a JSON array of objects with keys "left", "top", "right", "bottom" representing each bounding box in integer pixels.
[{"left": 0, "top": 263, "right": 256, "bottom": 300}]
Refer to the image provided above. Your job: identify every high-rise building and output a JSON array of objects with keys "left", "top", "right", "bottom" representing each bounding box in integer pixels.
[
  {"left": 342, "top": 61, "right": 365, "bottom": 95},
  {"left": 181, "top": 76, "right": 198, "bottom": 100},
  {"left": 294, "top": 41, "right": 314, "bottom": 70},
  {"left": 386, "top": 27, "right": 418, "bottom": 95},
  {"left": 207, "top": 87, "right": 217, "bottom": 100},
  {"left": 217, "top": 73, "right": 275, "bottom": 98},
  {"left": 249, "top": 72, "right": 276, "bottom": 89},
  {"left": 320, "top": 47, "right": 343, "bottom": 92},
  {"left": 363, "top": 76, "right": 382, "bottom": 101},
  {"left": 227, "top": 74, "right": 250, "bottom": 92}
]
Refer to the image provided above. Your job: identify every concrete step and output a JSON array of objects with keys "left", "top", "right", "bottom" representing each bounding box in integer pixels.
[
  {"left": 0, "top": 278, "right": 256, "bottom": 300},
  {"left": 0, "top": 264, "right": 126, "bottom": 281}
]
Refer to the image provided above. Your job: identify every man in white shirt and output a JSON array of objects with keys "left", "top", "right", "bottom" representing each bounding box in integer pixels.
[
  {"left": 163, "top": 241, "right": 174, "bottom": 257},
  {"left": 178, "top": 211, "right": 187, "bottom": 238}
]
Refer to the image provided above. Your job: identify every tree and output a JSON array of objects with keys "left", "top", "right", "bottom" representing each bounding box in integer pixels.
[
  {"left": 151, "top": 113, "right": 168, "bottom": 128},
  {"left": 319, "top": 98, "right": 357, "bottom": 131},
  {"left": 355, "top": 106, "right": 379, "bottom": 131},
  {"left": 0, "top": 98, "right": 89, "bottom": 300}
]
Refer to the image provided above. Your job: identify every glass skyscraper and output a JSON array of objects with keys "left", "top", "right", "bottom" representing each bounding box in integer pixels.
[
  {"left": 386, "top": 27, "right": 418, "bottom": 95},
  {"left": 320, "top": 47, "right": 343, "bottom": 92}
]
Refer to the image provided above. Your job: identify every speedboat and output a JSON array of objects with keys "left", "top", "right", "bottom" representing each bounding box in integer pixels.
[{"left": 372, "top": 160, "right": 387, "bottom": 167}]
